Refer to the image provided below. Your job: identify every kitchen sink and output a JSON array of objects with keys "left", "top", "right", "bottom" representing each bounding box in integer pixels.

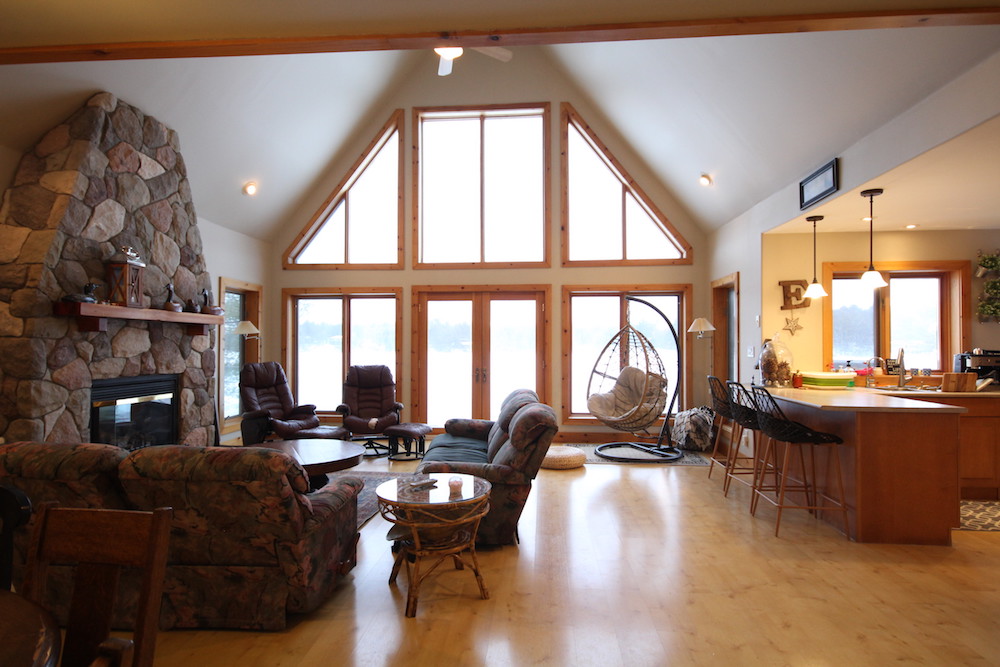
[{"left": 871, "top": 386, "right": 940, "bottom": 392}]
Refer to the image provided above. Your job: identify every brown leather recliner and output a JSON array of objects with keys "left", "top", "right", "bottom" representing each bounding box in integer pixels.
[
  {"left": 239, "top": 362, "right": 350, "bottom": 444},
  {"left": 336, "top": 365, "right": 403, "bottom": 454}
]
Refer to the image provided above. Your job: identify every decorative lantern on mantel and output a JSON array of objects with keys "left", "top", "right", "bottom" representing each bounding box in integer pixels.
[{"left": 105, "top": 246, "right": 146, "bottom": 308}]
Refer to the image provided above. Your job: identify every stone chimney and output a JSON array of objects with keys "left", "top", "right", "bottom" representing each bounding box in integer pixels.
[{"left": 0, "top": 92, "right": 217, "bottom": 445}]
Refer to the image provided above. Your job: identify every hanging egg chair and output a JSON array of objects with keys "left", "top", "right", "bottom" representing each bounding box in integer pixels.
[{"left": 587, "top": 296, "right": 682, "bottom": 462}]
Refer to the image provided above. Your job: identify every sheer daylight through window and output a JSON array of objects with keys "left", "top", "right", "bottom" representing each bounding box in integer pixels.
[
  {"left": 563, "top": 104, "right": 690, "bottom": 265},
  {"left": 417, "top": 105, "right": 547, "bottom": 265},
  {"left": 285, "top": 111, "right": 402, "bottom": 268}
]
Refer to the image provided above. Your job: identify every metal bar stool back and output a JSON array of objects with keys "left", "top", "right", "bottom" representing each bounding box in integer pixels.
[
  {"left": 723, "top": 381, "right": 765, "bottom": 498},
  {"left": 706, "top": 376, "right": 740, "bottom": 482},
  {"left": 750, "top": 386, "right": 849, "bottom": 537}
]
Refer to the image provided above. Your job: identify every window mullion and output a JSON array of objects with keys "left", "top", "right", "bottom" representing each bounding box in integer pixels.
[
  {"left": 480, "top": 115, "right": 486, "bottom": 263},
  {"left": 620, "top": 185, "right": 628, "bottom": 260}
]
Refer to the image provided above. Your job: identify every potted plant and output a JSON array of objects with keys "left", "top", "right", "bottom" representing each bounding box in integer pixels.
[
  {"left": 976, "top": 299, "right": 1000, "bottom": 323},
  {"left": 985, "top": 279, "right": 1000, "bottom": 298},
  {"left": 976, "top": 251, "right": 1000, "bottom": 277}
]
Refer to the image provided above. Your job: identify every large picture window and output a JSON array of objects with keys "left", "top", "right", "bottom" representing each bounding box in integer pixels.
[
  {"left": 562, "top": 103, "right": 691, "bottom": 266},
  {"left": 285, "top": 289, "right": 401, "bottom": 412},
  {"left": 825, "top": 261, "right": 969, "bottom": 372},
  {"left": 284, "top": 111, "right": 403, "bottom": 269},
  {"left": 415, "top": 104, "right": 549, "bottom": 267},
  {"left": 563, "top": 287, "right": 690, "bottom": 423}
]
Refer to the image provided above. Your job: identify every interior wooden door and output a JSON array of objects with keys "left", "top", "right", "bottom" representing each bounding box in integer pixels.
[{"left": 414, "top": 288, "right": 545, "bottom": 426}]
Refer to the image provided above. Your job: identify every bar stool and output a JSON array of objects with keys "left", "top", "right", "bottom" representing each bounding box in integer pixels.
[
  {"left": 724, "top": 381, "right": 765, "bottom": 498},
  {"left": 750, "top": 386, "right": 849, "bottom": 537},
  {"left": 706, "top": 376, "right": 738, "bottom": 482}
]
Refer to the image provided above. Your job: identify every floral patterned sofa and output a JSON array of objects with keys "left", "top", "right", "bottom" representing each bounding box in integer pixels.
[
  {"left": 0, "top": 441, "right": 362, "bottom": 630},
  {"left": 417, "top": 389, "right": 558, "bottom": 545}
]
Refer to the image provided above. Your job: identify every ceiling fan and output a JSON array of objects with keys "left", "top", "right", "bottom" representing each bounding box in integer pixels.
[{"left": 434, "top": 46, "right": 513, "bottom": 76}]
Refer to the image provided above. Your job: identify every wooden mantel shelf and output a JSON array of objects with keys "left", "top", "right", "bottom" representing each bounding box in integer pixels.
[{"left": 54, "top": 301, "right": 223, "bottom": 336}]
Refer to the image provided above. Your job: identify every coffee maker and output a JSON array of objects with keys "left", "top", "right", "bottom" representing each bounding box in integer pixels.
[{"left": 954, "top": 349, "right": 1000, "bottom": 380}]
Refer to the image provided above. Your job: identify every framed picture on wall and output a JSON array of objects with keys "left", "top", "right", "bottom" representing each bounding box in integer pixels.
[{"left": 799, "top": 158, "right": 839, "bottom": 209}]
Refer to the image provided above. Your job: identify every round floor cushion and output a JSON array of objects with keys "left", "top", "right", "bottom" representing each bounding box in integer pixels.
[{"left": 541, "top": 445, "right": 586, "bottom": 470}]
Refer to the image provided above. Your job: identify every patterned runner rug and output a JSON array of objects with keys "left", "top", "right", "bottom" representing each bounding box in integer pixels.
[
  {"left": 326, "top": 470, "right": 402, "bottom": 529},
  {"left": 960, "top": 500, "right": 1000, "bottom": 531}
]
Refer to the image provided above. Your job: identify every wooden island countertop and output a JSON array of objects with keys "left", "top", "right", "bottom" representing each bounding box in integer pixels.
[
  {"left": 761, "top": 387, "right": 965, "bottom": 545},
  {"left": 767, "top": 386, "right": 969, "bottom": 413}
]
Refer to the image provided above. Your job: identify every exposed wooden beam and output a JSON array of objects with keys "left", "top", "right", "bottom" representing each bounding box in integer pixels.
[{"left": 2, "top": 8, "right": 999, "bottom": 65}]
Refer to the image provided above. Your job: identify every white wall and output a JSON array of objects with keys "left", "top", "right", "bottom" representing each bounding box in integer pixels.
[
  {"left": 709, "top": 52, "right": 1000, "bottom": 384},
  {"left": 260, "top": 47, "right": 711, "bottom": 425},
  {"left": 198, "top": 217, "right": 270, "bottom": 292}
]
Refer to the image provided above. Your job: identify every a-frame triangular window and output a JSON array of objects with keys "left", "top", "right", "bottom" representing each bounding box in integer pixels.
[
  {"left": 561, "top": 103, "right": 691, "bottom": 265},
  {"left": 284, "top": 110, "right": 403, "bottom": 269}
]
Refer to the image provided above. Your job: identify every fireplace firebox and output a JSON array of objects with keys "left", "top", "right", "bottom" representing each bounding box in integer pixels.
[{"left": 90, "top": 375, "right": 179, "bottom": 450}]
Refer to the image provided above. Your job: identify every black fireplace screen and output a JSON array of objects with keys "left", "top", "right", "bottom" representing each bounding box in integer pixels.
[{"left": 90, "top": 375, "right": 179, "bottom": 450}]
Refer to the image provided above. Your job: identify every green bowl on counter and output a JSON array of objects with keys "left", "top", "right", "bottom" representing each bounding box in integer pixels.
[{"left": 801, "top": 371, "right": 856, "bottom": 390}]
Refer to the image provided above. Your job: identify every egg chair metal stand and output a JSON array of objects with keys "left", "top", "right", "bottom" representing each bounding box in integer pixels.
[{"left": 589, "top": 296, "right": 683, "bottom": 463}]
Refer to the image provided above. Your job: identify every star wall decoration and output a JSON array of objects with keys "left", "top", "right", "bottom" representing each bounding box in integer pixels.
[{"left": 783, "top": 316, "right": 803, "bottom": 336}]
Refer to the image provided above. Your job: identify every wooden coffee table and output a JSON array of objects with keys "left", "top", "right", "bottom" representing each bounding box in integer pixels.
[{"left": 255, "top": 438, "right": 365, "bottom": 476}]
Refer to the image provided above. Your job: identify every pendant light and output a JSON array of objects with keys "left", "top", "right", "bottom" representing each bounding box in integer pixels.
[
  {"left": 803, "top": 214, "right": 828, "bottom": 299},
  {"left": 859, "top": 188, "right": 887, "bottom": 289}
]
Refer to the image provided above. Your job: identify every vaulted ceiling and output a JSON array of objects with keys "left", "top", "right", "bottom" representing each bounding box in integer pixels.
[{"left": 1, "top": 2, "right": 999, "bottom": 241}]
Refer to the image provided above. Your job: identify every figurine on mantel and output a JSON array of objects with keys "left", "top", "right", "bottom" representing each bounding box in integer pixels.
[
  {"left": 184, "top": 298, "right": 202, "bottom": 313},
  {"left": 163, "top": 283, "right": 183, "bottom": 312},
  {"left": 62, "top": 282, "right": 100, "bottom": 303},
  {"left": 201, "top": 288, "right": 225, "bottom": 316}
]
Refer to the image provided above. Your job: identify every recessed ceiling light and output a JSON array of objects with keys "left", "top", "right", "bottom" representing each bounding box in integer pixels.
[
  {"left": 905, "top": 224, "right": 918, "bottom": 229},
  {"left": 698, "top": 173, "right": 713, "bottom": 187},
  {"left": 242, "top": 181, "right": 258, "bottom": 196}
]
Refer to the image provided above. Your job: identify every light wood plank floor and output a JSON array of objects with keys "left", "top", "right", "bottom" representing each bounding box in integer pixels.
[{"left": 153, "top": 456, "right": 1000, "bottom": 666}]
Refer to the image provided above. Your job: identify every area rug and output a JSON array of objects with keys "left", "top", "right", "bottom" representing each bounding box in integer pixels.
[
  {"left": 328, "top": 471, "right": 403, "bottom": 529},
  {"left": 960, "top": 500, "right": 1000, "bottom": 531},
  {"left": 569, "top": 444, "right": 709, "bottom": 466}
]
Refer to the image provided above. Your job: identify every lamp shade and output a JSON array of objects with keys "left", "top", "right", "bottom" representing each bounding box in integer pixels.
[
  {"left": 687, "top": 317, "right": 716, "bottom": 338},
  {"left": 234, "top": 320, "right": 259, "bottom": 336},
  {"left": 803, "top": 280, "right": 828, "bottom": 299},
  {"left": 860, "top": 269, "right": 887, "bottom": 289}
]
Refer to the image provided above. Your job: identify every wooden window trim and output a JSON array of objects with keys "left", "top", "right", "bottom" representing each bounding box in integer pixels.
[
  {"left": 412, "top": 103, "right": 552, "bottom": 270},
  {"left": 218, "top": 277, "right": 262, "bottom": 435},
  {"left": 282, "top": 286, "right": 403, "bottom": 418},
  {"left": 283, "top": 109, "right": 404, "bottom": 270},
  {"left": 560, "top": 102, "right": 693, "bottom": 267},
  {"left": 561, "top": 284, "right": 693, "bottom": 429},
  {"left": 820, "top": 260, "right": 971, "bottom": 371}
]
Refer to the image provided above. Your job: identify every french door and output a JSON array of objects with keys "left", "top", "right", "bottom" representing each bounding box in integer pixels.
[{"left": 414, "top": 287, "right": 547, "bottom": 427}]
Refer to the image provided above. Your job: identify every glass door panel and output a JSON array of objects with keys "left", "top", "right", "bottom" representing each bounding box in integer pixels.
[
  {"left": 488, "top": 299, "right": 537, "bottom": 419},
  {"left": 426, "top": 300, "right": 473, "bottom": 427}
]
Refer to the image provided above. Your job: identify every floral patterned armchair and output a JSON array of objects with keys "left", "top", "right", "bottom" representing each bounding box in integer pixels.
[
  {"left": 118, "top": 445, "right": 363, "bottom": 630},
  {"left": 0, "top": 442, "right": 362, "bottom": 630}
]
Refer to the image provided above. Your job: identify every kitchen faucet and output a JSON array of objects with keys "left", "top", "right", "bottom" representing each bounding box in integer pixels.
[
  {"left": 896, "top": 348, "right": 913, "bottom": 387},
  {"left": 865, "top": 357, "right": 886, "bottom": 388}
]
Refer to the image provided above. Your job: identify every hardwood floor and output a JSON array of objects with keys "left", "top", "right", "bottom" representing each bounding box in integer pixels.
[{"left": 153, "top": 456, "right": 1000, "bottom": 665}]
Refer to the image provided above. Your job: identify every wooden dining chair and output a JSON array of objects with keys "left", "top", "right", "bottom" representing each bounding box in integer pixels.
[{"left": 22, "top": 505, "right": 172, "bottom": 667}]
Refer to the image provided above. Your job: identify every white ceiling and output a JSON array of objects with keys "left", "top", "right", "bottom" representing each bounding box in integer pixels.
[{"left": 0, "top": 25, "right": 998, "bottom": 241}]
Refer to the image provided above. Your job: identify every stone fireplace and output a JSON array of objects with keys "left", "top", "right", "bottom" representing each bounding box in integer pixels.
[{"left": 0, "top": 92, "right": 217, "bottom": 445}]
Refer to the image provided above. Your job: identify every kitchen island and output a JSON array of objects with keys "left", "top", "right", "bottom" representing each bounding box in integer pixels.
[
  {"left": 767, "top": 387, "right": 966, "bottom": 545},
  {"left": 865, "top": 387, "right": 1000, "bottom": 500}
]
